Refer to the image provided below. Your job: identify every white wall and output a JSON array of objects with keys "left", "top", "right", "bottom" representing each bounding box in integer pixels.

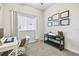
[
  {"left": 44, "top": 3, "right": 79, "bottom": 54},
  {"left": 2, "top": 3, "right": 44, "bottom": 40},
  {"left": 0, "top": 4, "right": 3, "bottom": 28}
]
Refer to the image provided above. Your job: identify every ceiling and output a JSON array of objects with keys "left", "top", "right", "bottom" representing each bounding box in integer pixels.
[{"left": 18, "top": 3, "right": 53, "bottom": 11}]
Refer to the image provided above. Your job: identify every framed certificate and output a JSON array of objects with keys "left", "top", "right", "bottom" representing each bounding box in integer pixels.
[
  {"left": 52, "top": 13, "right": 59, "bottom": 20},
  {"left": 60, "top": 18, "right": 70, "bottom": 26},
  {"left": 60, "top": 10, "right": 69, "bottom": 18}
]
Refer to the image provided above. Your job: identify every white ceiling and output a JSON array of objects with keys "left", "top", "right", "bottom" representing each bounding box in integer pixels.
[{"left": 19, "top": 3, "right": 53, "bottom": 11}]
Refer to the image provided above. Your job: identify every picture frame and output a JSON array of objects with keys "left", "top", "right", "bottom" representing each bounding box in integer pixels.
[
  {"left": 48, "top": 22, "right": 52, "bottom": 27},
  {"left": 52, "top": 20, "right": 60, "bottom": 26},
  {"left": 48, "top": 17, "right": 52, "bottom": 21},
  {"left": 60, "top": 10, "right": 69, "bottom": 18},
  {"left": 60, "top": 18, "right": 70, "bottom": 26},
  {"left": 52, "top": 13, "right": 59, "bottom": 20}
]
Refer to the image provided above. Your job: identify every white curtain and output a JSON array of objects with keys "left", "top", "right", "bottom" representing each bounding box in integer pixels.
[{"left": 9, "top": 10, "right": 18, "bottom": 38}]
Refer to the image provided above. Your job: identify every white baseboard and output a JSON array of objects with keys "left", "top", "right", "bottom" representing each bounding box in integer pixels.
[{"left": 66, "top": 47, "right": 79, "bottom": 54}]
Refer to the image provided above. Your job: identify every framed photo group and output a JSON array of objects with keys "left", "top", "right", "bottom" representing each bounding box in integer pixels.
[{"left": 48, "top": 10, "right": 70, "bottom": 27}]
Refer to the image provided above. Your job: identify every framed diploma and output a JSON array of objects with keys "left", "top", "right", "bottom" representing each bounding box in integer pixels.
[
  {"left": 60, "top": 18, "right": 70, "bottom": 26},
  {"left": 52, "top": 13, "right": 59, "bottom": 20},
  {"left": 60, "top": 10, "right": 69, "bottom": 18}
]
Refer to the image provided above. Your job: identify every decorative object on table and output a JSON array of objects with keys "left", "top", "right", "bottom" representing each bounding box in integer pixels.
[
  {"left": 52, "top": 13, "right": 59, "bottom": 20},
  {"left": 52, "top": 20, "right": 60, "bottom": 26},
  {"left": 60, "top": 18, "right": 70, "bottom": 26},
  {"left": 48, "top": 17, "right": 52, "bottom": 21},
  {"left": 48, "top": 22, "right": 52, "bottom": 27},
  {"left": 60, "top": 10, "right": 69, "bottom": 18},
  {"left": 4, "top": 37, "right": 14, "bottom": 43}
]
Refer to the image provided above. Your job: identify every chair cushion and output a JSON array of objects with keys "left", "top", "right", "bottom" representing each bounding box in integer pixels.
[
  {"left": 18, "top": 47, "right": 25, "bottom": 51},
  {"left": 18, "top": 47, "right": 26, "bottom": 55}
]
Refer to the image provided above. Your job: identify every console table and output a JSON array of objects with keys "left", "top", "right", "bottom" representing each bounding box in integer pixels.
[{"left": 44, "top": 33, "right": 64, "bottom": 50}]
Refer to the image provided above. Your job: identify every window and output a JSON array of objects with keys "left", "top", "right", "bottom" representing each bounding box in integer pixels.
[{"left": 18, "top": 14, "right": 37, "bottom": 31}]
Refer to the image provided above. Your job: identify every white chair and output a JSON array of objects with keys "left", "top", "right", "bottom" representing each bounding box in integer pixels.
[
  {"left": 17, "top": 38, "right": 26, "bottom": 56},
  {"left": 17, "top": 35, "right": 30, "bottom": 56}
]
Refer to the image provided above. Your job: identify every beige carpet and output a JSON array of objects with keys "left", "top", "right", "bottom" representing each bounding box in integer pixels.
[{"left": 26, "top": 40, "right": 79, "bottom": 56}]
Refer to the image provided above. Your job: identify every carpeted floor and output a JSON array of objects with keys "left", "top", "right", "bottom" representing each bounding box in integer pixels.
[{"left": 26, "top": 40, "right": 79, "bottom": 56}]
